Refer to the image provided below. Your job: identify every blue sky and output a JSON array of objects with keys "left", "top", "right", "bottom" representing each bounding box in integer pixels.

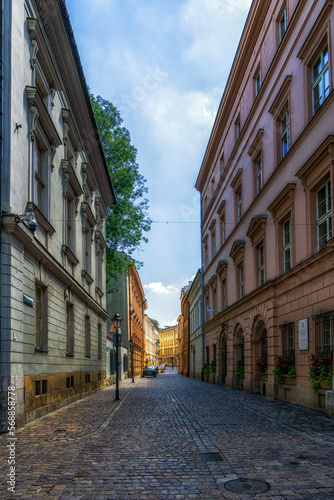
[{"left": 66, "top": 0, "right": 252, "bottom": 327}]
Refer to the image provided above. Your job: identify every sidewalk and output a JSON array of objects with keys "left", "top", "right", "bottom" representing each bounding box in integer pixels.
[{"left": 1, "top": 374, "right": 334, "bottom": 499}]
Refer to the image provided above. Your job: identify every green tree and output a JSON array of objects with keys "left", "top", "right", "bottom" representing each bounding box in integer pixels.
[{"left": 90, "top": 94, "right": 151, "bottom": 287}]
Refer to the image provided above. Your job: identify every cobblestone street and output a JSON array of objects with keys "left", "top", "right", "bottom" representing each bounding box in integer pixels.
[{"left": 1, "top": 369, "right": 334, "bottom": 499}]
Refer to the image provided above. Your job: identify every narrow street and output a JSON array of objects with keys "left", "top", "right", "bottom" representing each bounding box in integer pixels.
[{"left": 1, "top": 369, "right": 334, "bottom": 499}]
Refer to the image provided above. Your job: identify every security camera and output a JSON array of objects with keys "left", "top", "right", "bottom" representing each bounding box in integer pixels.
[
  {"left": 15, "top": 211, "right": 37, "bottom": 233},
  {"left": 28, "top": 217, "right": 37, "bottom": 233}
]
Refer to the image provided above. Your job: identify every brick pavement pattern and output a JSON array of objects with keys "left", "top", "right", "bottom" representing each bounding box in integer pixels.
[{"left": 1, "top": 368, "right": 334, "bottom": 499}]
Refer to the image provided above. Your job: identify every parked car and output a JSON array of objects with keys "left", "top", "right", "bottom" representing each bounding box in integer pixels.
[{"left": 143, "top": 365, "right": 157, "bottom": 377}]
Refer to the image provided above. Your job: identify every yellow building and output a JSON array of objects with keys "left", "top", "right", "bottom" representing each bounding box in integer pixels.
[{"left": 159, "top": 325, "right": 179, "bottom": 367}]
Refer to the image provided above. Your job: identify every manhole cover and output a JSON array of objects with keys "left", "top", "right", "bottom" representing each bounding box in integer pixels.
[
  {"left": 224, "top": 478, "right": 270, "bottom": 493},
  {"left": 201, "top": 452, "right": 224, "bottom": 462}
]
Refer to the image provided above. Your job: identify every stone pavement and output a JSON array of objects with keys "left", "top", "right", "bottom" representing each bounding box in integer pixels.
[{"left": 1, "top": 368, "right": 334, "bottom": 499}]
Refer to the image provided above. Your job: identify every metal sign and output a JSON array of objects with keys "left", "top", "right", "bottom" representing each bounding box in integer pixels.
[{"left": 298, "top": 319, "right": 309, "bottom": 351}]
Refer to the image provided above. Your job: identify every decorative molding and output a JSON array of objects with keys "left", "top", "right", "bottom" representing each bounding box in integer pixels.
[
  {"left": 229, "top": 240, "right": 245, "bottom": 264},
  {"left": 247, "top": 128, "right": 264, "bottom": 159},
  {"left": 26, "top": 86, "right": 62, "bottom": 147},
  {"left": 296, "top": 136, "right": 334, "bottom": 186},
  {"left": 268, "top": 75, "right": 292, "bottom": 116},
  {"left": 61, "top": 159, "right": 83, "bottom": 199},
  {"left": 82, "top": 270, "right": 94, "bottom": 285},
  {"left": 230, "top": 168, "right": 243, "bottom": 191},
  {"left": 95, "top": 230, "right": 106, "bottom": 251},
  {"left": 62, "top": 245, "right": 79, "bottom": 266},
  {"left": 268, "top": 183, "right": 296, "bottom": 221},
  {"left": 297, "top": 0, "right": 333, "bottom": 61},
  {"left": 246, "top": 216, "right": 267, "bottom": 245},
  {"left": 61, "top": 108, "right": 82, "bottom": 153},
  {"left": 216, "top": 260, "right": 228, "bottom": 277},
  {"left": 81, "top": 202, "right": 96, "bottom": 231}
]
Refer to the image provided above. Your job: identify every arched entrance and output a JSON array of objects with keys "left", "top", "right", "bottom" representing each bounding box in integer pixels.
[
  {"left": 235, "top": 326, "right": 244, "bottom": 390},
  {"left": 253, "top": 319, "right": 267, "bottom": 395}
]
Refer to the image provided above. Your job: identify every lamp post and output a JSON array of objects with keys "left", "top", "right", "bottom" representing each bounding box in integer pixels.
[
  {"left": 129, "top": 337, "right": 135, "bottom": 383},
  {"left": 112, "top": 313, "right": 123, "bottom": 401},
  {"left": 155, "top": 339, "right": 160, "bottom": 366}
]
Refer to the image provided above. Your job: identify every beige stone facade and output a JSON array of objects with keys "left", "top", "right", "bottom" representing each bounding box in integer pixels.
[
  {"left": 159, "top": 325, "right": 179, "bottom": 367},
  {"left": 196, "top": 0, "right": 334, "bottom": 415},
  {"left": 0, "top": 0, "right": 114, "bottom": 430}
]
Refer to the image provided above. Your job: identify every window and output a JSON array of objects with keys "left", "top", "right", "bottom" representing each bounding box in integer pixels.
[
  {"left": 220, "top": 153, "right": 225, "bottom": 174},
  {"left": 239, "top": 263, "right": 244, "bottom": 299},
  {"left": 279, "top": 7, "right": 287, "bottom": 42},
  {"left": 66, "top": 302, "right": 74, "bottom": 356},
  {"left": 256, "top": 156, "right": 263, "bottom": 194},
  {"left": 212, "top": 231, "right": 216, "bottom": 258},
  {"left": 237, "top": 189, "right": 242, "bottom": 222},
  {"left": 35, "top": 283, "right": 48, "bottom": 351},
  {"left": 206, "top": 345, "right": 210, "bottom": 364},
  {"left": 258, "top": 244, "right": 265, "bottom": 286},
  {"left": 312, "top": 45, "right": 330, "bottom": 114},
  {"left": 280, "top": 109, "right": 290, "bottom": 159},
  {"left": 222, "top": 279, "right": 227, "bottom": 310},
  {"left": 255, "top": 69, "right": 261, "bottom": 96},
  {"left": 317, "top": 180, "right": 332, "bottom": 250},
  {"left": 283, "top": 219, "right": 292, "bottom": 271},
  {"left": 35, "top": 141, "right": 46, "bottom": 214},
  {"left": 236, "top": 117, "right": 241, "bottom": 140},
  {"left": 313, "top": 310, "right": 334, "bottom": 353},
  {"left": 221, "top": 216, "right": 225, "bottom": 245},
  {"left": 280, "top": 322, "right": 295, "bottom": 357},
  {"left": 85, "top": 315, "right": 91, "bottom": 357}
]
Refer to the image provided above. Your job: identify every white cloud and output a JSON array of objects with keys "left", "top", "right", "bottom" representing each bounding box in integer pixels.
[
  {"left": 144, "top": 282, "right": 179, "bottom": 296},
  {"left": 179, "top": 0, "right": 252, "bottom": 68}
]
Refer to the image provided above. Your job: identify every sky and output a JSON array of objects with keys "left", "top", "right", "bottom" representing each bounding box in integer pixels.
[{"left": 66, "top": 0, "right": 252, "bottom": 327}]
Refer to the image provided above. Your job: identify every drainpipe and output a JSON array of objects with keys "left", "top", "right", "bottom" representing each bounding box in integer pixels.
[{"left": 0, "top": 0, "right": 4, "bottom": 353}]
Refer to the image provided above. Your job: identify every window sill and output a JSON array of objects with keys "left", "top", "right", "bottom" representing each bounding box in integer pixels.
[
  {"left": 35, "top": 348, "right": 48, "bottom": 353},
  {"left": 66, "top": 352, "right": 74, "bottom": 357}
]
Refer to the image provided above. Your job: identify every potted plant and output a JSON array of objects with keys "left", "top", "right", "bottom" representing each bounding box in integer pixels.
[
  {"left": 202, "top": 362, "right": 210, "bottom": 381},
  {"left": 272, "top": 355, "right": 296, "bottom": 385},
  {"left": 255, "top": 355, "right": 268, "bottom": 376},
  {"left": 308, "top": 352, "right": 333, "bottom": 390},
  {"left": 209, "top": 361, "right": 216, "bottom": 384}
]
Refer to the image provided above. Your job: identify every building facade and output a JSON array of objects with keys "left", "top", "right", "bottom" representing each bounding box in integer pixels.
[
  {"left": 178, "top": 284, "right": 191, "bottom": 376},
  {"left": 129, "top": 266, "right": 147, "bottom": 377},
  {"left": 106, "top": 265, "right": 147, "bottom": 379},
  {"left": 144, "top": 316, "right": 159, "bottom": 366},
  {"left": 188, "top": 270, "right": 203, "bottom": 379},
  {"left": 159, "top": 325, "right": 179, "bottom": 367},
  {"left": 196, "top": 0, "right": 334, "bottom": 415},
  {"left": 0, "top": 0, "right": 115, "bottom": 430}
]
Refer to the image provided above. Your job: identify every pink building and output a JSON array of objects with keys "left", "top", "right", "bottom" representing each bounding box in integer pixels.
[{"left": 196, "top": 0, "right": 334, "bottom": 415}]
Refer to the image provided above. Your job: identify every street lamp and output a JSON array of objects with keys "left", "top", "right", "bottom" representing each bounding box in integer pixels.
[
  {"left": 112, "top": 313, "right": 123, "bottom": 401},
  {"left": 129, "top": 338, "right": 135, "bottom": 383}
]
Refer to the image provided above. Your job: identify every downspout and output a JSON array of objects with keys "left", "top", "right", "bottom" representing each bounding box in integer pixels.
[{"left": 0, "top": 0, "right": 4, "bottom": 354}]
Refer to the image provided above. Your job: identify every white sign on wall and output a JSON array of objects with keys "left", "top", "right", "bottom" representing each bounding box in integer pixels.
[{"left": 298, "top": 319, "right": 309, "bottom": 351}]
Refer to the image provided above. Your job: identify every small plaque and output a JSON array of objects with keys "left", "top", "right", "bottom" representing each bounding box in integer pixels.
[
  {"left": 23, "top": 295, "right": 34, "bottom": 307},
  {"left": 298, "top": 319, "right": 309, "bottom": 350}
]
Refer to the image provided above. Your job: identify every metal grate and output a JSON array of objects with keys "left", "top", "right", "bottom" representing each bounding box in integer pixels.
[
  {"left": 224, "top": 478, "right": 270, "bottom": 493},
  {"left": 201, "top": 452, "right": 224, "bottom": 462}
]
